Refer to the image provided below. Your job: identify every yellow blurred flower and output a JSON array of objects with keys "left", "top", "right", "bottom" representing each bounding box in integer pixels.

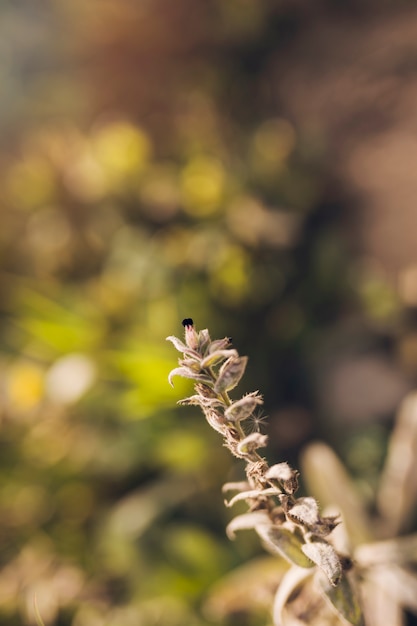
[
  {"left": 181, "top": 156, "right": 225, "bottom": 217},
  {"left": 92, "top": 121, "right": 152, "bottom": 188},
  {"left": 7, "top": 362, "right": 45, "bottom": 412}
]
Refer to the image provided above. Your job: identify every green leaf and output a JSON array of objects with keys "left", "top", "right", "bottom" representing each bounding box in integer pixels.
[
  {"left": 256, "top": 524, "right": 314, "bottom": 568},
  {"left": 316, "top": 570, "right": 364, "bottom": 626},
  {"left": 200, "top": 349, "right": 238, "bottom": 368}
]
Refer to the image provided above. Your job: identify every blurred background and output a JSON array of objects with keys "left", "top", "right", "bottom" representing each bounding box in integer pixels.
[{"left": 2, "top": 0, "right": 417, "bottom": 624}]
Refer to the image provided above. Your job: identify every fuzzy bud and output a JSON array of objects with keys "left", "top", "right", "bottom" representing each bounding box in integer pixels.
[
  {"left": 182, "top": 318, "right": 199, "bottom": 350},
  {"left": 266, "top": 463, "right": 299, "bottom": 494}
]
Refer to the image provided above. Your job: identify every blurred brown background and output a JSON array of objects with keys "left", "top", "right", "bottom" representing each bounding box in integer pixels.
[{"left": 1, "top": 1, "right": 417, "bottom": 625}]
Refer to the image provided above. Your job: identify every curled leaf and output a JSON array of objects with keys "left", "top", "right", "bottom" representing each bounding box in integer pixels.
[
  {"left": 166, "top": 335, "right": 199, "bottom": 357},
  {"left": 273, "top": 566, "right": 314, "bottom": 626},
  {"left": 222, "top": 481, "right": 250, "bottom": 493},
  {"left": 168, "top": 367, "right": 211, "bottom": 387},
  {"left": 226, "top": 511, "right": 271, "bottom": 539},
  {"left": 214, "top": 356, "right": 248, "bottom": 393},
  {"left": 302, "top": 540, "right": 342, "bottom": 586},
  {"left": 225, "top": 487, "right": 281, "bottom": 508},
  {"left": 178, "top": 394, "right": 221, "bottom": 408}
]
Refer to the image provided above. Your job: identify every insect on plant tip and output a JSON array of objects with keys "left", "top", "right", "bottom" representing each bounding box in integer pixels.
[{"left": 182, "top": 318, "right": 198, "bottom": 349}]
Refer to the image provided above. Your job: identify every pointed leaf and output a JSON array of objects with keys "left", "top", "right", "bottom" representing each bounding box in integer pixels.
[
  {"left": 166, "top": 335, "right": 199, "bottom": 357},
  {"left": 225, "top": 487, "right": 280, "bottom": 508},
  {"left": 366, "top": 564, "right": 417, "bottom": 613},
  {"left": 209, "top": 337, "right": 233, "bottom": 352},
  {"left": 222, "top": 481, "right": 250, "bottom": 493},
  {"left": 355, "top": 533, "right": 417, "bottom": 567},
  {"left": 302, "top": 540, "right": 342, "bottom": 586},
  {"left": 178, "top": 394, "right": 221, "bottom": 408},
  {"left": 273, "top": 566, "right": 313, "bottom": 626},
  {"left": 200, "top": 349, "right": 238, "bottom": 369},
  {"left": 168, "top": 367, "right": 211, "bottom": 387},
  {"left": 301, "top": 442, "right": 373, "bottom": 546},
  {"left": 226, "top": 511, "right": 271, "bottom": 539},
  {"left": 377, "top": 391, "right": 417, "bottom": 535},
  {"left": 197, "top": 328, "right": 211, "bottom": 352},
  {"left": 316, "top": 570, "right": 364, "bottom": 626},
  {"left": 179, "top": 357, "right": 203, "bottom": 371},
  {"left": 256, "top": 524, "right": 314, "bottom": 568},
  {"left": 214, "top": 356, "right": 248, "bottom": 393}
]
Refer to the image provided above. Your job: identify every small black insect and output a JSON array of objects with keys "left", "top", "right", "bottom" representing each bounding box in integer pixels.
[{"left": 182, "top": 318, "right": 194, "bottom": 327}]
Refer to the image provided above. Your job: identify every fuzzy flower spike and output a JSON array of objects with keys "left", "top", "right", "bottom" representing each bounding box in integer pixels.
[{"left": 167, "top": 320, "right": 364, "bottom": 626}]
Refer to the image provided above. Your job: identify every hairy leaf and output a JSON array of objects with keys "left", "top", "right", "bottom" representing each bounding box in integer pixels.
[
  {"left": 256, "top": 524, "right": 314, "bottom": 568},
  {"left": 317, "top": 570, "right": 364, "bottom": 626},
  {"left": 302, "top": 540, "right": 342, "bottom": 586},
  {"left": 226, "top": 511, "right": 271, "bottom": 539},
  {"left": 168, "top": 367, "right": 211, "bottom": 387},
  {"left": 166, "top": 335, "right": 199, "bottom": 357},
  {"left": 225, "top": 487, "right": 280, "bottom": 508}
]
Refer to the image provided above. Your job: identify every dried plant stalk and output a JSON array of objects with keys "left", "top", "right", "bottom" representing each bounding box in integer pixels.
[{"left": 167, "top": 319, "right": 363, "bottom": 625}]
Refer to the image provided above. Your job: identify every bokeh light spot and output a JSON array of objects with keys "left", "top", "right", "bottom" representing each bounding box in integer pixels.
[{"left": 181, "top": 156, "right": 225, "bottom": 217}]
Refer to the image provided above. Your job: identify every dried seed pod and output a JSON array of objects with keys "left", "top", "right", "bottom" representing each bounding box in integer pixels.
[
  {"left": 214, "top": 356, "right": 248, "bottom": 393},
  {"left": 225, "top": 392, "right": 263, "bottom": 422},
  {"left": 266, "top": 463, "right": 299, "bottom": 494},
  {"left": 237, "top": 432, "right": 268, "bottom": 454}
]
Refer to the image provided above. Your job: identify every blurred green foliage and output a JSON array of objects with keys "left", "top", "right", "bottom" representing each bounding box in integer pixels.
[{"left": 0, "top": 1, "right": 414, "bottom": 625}]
